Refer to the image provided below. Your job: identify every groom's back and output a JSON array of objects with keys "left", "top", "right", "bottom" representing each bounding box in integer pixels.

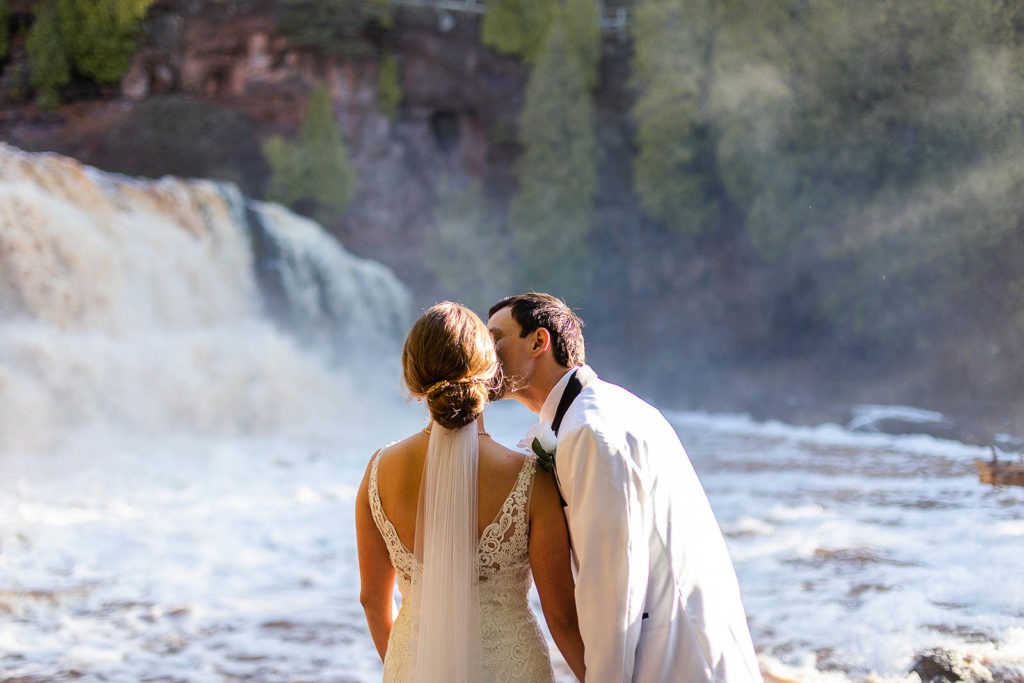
[{"left": 563, "top": 377, "right": 762, "bottom": 682}]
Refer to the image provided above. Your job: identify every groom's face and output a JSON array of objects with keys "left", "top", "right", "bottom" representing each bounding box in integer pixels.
[{"left": 487, "top": 306, "right": 533, "bottom": 399}]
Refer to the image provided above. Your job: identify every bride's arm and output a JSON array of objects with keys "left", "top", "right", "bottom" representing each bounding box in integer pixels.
[
  {"left": 529, "top": 468, "right": 586, "bottom": 681},
  {"left": 355, "top": 457, "right": 397, "bottom": 662}
]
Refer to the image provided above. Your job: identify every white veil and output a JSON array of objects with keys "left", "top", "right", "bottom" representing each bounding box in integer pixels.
[{"left": 409, "top": 420, "right": 483, "bottom": 682}]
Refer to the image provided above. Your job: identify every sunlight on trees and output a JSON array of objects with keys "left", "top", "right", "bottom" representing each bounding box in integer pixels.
[
  {"left": 629, "top": 0, "right": 719, "bottom": 235},
  {"left": 624, "top": 0, "right": 1024, "bottom": 355},
  {"left": 509, "top": 15, "right": 597, "bottom": 301},
  {"left": 481, "top": 0, "right": 556, "bottom": 64},
  {"left": 561, "top": 0, "right": 600, "bottom": 90},
  {"left": 26, "top": 0, "right": 154, "bottom": 106},
  {"left": 743, "top": 1, "right": 1024, "bottom": 348},
  {"left": 26, "top": 2, "right": 69, "bottom": 109},
  {"left": 56, "top": 0, "right": 155, "bottom": 83}
]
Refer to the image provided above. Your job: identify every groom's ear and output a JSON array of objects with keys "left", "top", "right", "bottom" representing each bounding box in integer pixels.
[{"left": 530, "top": 328, "right": 552, "bottom": 355}]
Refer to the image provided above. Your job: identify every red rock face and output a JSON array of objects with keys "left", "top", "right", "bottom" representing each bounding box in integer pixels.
[{"left": 0, "top": 1, "right": 532, "bottom": 289}]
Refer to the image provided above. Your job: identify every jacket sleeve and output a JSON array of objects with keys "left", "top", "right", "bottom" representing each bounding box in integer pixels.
[{"left": 557, "top": 424, "right": 649, "bottom": 682}]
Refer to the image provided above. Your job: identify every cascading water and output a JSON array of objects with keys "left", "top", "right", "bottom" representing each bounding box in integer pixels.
[
  {"left": 0, "top": 144, "right": 429, "bottom": 681},
  {"left": 0, "top": 143, "right": 411, "bottom": 454}
]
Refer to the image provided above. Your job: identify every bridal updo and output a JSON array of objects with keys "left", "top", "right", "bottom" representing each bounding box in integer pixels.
[{"left": 402, "top": 301, "right": 501, "bottom": 430}]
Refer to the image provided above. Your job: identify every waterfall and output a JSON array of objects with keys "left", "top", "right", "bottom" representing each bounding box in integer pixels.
[{"left": 0, "top": 143, "right": 411, "bottom": 453}]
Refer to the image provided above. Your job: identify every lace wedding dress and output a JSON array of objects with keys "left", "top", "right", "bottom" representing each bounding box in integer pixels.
[{"left": 368, "top": 449, "right": 555, "bottom": 682}]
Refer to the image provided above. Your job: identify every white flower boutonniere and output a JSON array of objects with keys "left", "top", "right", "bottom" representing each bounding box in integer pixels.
[{"left": 517, "top": 421, "right": 558, "bottom": 472}]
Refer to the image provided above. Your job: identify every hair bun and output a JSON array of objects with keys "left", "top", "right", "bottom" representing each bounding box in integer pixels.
[{"left": 427, "top": 380, "right": 488, "bottom": 430}]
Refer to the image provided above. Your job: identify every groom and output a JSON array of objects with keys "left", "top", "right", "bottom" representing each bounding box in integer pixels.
[{"left": 488, "top": 293, "right": 761, "bottom": 682}]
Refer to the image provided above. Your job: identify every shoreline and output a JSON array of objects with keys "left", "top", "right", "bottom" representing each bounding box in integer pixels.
[{"left": 635, "top": 366, "right": 1024, "bottom": 453}]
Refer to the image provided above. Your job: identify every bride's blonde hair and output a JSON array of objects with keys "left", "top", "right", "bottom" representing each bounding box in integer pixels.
[{"left": 402, "top": 302, "right": 500, "bottom": 430}]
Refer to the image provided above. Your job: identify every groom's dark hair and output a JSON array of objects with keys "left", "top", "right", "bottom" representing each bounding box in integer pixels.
[{"left": 489, "top": 293, "right": 585, "bottom": 368}]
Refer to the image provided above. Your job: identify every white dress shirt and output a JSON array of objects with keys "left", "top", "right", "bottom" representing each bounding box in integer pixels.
[{"left": 540, "top": 367, "right": 761, "bottom": 682}]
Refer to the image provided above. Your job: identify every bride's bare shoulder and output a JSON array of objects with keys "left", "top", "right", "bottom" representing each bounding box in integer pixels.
[
  {"left": 480, "top": 438, "right": 529, "bottom": 472},
  {"left": 374, "top": 430, "right": 429, "bottom": 469}
]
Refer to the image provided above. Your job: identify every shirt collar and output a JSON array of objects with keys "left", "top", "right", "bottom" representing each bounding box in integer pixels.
[{"left": 539, "top": 368, "right": 577, "bottom": 424}]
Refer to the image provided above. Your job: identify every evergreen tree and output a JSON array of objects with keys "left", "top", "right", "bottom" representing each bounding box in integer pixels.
[
  {"left": 377, "top": 51, "right": 401, "bottom": 119},
  {"left": 561, "top": 0, "right": 600, "bottom": 90},
  {"left": 508, "top": 17, "right": 597, "bottom": 300},
  {"left": 26, "top": 2, "right": 69, "bottom": 109},
  {"left": 629, "top": 0, "right": 719, "bottom": 235},
  {"left": 263, "top": 83, "right": 356, "bottom": 211}
]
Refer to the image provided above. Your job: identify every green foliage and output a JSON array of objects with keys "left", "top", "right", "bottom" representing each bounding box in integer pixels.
[
  {"left": 26, "top": 2, "right": 69, "bottom": 109},
  {"left": 734, "top": 2, "right": 1024, "bottom": 262},
  {"left": 482, "top": 0, "right": 598, "bottom": 72},
  {"left": 481, "top": 0, "right": 556, "bottom": 64},
  {"left": 55, "top": 0, "right": 154, "bottom": 84},
  {"left": 508, "top": 18, "right": 598, "bottom": 301},
  {"left": 377, "top": 51, "right": 400, "bottom": 119},
  {"left": 263, "top": 83, "right": 356, "bottom": 212},
  {"left": 559, "top": 0, "right": 600, "bottom": 89},
  {"left": 278, "top": 0, "right": 391, "bottom": 57},
  {"left": 623, "top": 0, "right": 1024, "bottom": 360},
  {"left": 731, "top": 0, "right": 1024, "bottom": 349},
  {"left": 629, "top": 0, "right": 720, "bottom": 235},
  {"left": 26, "top": 0, "right": 154, "bottom": 106}
]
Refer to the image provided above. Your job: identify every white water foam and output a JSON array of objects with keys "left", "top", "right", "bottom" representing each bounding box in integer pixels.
[{"left": 0, "top": 144, "right": 410, "bottom": 454}]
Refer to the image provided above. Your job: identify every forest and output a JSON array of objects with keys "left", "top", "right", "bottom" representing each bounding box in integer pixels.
[{"left": 2, "top": 0, "right": 1023, "bottom": 424}]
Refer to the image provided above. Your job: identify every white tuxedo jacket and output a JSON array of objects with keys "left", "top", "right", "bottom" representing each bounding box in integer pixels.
[{"left": 541, "top": 367, "right": 761, "bottom": 682}]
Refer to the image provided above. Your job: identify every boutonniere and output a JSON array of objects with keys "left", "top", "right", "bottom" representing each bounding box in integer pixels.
[{"left": 517, "top": 421, "right": 558, "bottom": 472}]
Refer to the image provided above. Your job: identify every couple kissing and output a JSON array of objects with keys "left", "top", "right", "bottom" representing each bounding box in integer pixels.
[{"left": 356, "top": 292, "right": 761, "bottom": 682}]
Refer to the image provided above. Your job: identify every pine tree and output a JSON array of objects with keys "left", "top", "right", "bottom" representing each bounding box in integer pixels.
[
  {"left": 263, "top": 83, "right": 356, "bottom": 211},
  {"left": 26, "top": 2, "right": 70, "bottom": 109},
  {"left": 377, "top": 51, "right": 401, "bottom": 119},
  {"left": 561, "top": 0, "right": 600, "bottom": 90},
  {"left": 629, "top": 0, "right": 719, "bottom": 235},
  {"left": 508, "top": 16, "right": 598, "bottom": 300}
]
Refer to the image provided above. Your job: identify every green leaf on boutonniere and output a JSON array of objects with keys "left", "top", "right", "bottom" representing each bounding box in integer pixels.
[{"left": 531, "top": 437, "right": 557, "bottom": 472}]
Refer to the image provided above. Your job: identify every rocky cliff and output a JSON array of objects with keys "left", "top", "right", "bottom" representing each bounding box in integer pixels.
[{"left": 0, "top": 0, "right": 538, "bottom": 291}]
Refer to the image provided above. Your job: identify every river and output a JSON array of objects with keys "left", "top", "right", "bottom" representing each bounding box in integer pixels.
[{"left": 1, "top": 145, "right": 1021, "bottom": 682}]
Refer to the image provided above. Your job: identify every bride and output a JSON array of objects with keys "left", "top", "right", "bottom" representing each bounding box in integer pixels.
[{"left": 355, "top": 302, "right": 585, "bottom": 682}]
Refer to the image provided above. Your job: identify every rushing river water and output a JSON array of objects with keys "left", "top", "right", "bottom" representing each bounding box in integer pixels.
[
  {"left": 2, "top": 403, "right": 1024, "bottom": 682},
  {"left": 2, "top": 144, "right": 1023, "bottom": 682}
]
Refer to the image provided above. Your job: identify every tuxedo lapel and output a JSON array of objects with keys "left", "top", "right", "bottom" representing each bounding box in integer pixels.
[
  {"left": 550, "top": 366, "right": 597, "bottom": 509},
  {"left": 551, "top": 365, "right": 597, "bottom": 435},
  {"left": 551, "top": 371, "right": 582, "bottom": 435}
]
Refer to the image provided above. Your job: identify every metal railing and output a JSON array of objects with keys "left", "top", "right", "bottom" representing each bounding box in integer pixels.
[{"left": 390, "top": 0, "right": 632, "bottom": 32}]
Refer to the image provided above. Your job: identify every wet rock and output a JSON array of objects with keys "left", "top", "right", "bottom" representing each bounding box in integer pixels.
[{"left": 910, "top": 648, "right": 994, "bottom": 683}]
